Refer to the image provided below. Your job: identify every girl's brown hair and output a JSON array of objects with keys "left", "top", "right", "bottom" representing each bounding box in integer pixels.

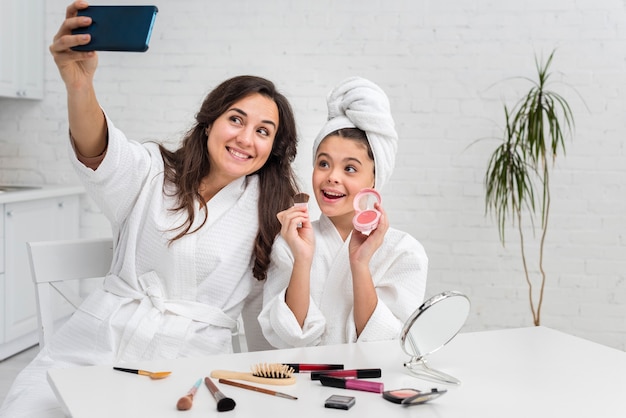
[
  {"left": 328, "top": 128, "right": 374, "bottom": 161},
  {"left": 159, "top": 75, "right": 298, "bottom": 280}
]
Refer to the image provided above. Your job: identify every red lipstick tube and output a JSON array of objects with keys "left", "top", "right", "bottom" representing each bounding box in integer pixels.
[
  {"left": 283, "top": 363, "right": 344, "bottom": 373},
  {"left": 310, "top": 368, "right": 382, "bottom": 380},
  {"left": 319, "top": 376, "right": 384, "bottom": 394}
]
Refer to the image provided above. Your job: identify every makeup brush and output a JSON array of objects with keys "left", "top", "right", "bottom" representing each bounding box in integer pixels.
[
  {"left": 204, "top": 377, "right": 236, "bottom": 412},
  {"left": 112, "top": 367, "right": 171, "bottom": 379},
  {"left": 293, "top": 193, "right": 309, "bottom": 228},
  {"left": 293, "top": 192, "right": 310, "bottom": 206},
  {"left": 210, "top": 363, "right": 296, "bottom": 385},
  {"left": 176, "top": 378, "right": 202, "bottom": 411},
  {"left": 218, "top": 378, "right": 298, "bottom": 400}
]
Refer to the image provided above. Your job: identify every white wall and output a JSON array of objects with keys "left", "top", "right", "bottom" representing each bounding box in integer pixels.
[{"left": 1, "top": 0, "right": 624, "bottom": 350}]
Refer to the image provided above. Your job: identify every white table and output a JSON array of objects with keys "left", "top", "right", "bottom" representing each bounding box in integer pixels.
[{"left": 47, "top": 326, "right": 626, "bottom": 417}]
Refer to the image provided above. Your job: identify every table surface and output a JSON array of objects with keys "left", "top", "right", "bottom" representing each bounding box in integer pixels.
[{"left": 48, "top": 326, "right": 626, "bottom": 417}]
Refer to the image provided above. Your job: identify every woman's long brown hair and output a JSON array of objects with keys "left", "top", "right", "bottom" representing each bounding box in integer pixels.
[{"left": 159, "top": 75, "right": 298, "bottom": 280}]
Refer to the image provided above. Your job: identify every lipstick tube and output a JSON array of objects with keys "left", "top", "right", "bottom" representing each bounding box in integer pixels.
[
  {"left": 283, "top": 363, "right": 344, "bottom": 373},
  {"left": 319, "top": 376, "right": 384, "bottom": 394},
  {"left": 311, "top": 368, "right": 381, "bottom": 380}
]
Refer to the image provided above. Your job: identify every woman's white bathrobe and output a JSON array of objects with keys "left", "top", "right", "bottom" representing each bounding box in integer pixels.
[
  {"left": 258, "top": 214, "right": 428, "bottom": 348},
  {"left": 0, "top": 115, "right": 265, "bottom": 418}
]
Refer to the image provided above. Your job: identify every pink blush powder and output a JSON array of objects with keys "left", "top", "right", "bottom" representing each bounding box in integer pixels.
[{"left": 357, "top": 210, "right": 377, "bottom": 223}]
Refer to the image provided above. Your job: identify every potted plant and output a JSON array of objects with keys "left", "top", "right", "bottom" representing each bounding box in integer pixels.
[{"left": 484, "top": 50, "right": 575, "bottom": 326}]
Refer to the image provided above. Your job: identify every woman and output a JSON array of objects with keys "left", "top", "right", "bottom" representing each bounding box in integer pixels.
[
  {"left": 0, "top": 1, "right": 298, "bottom": 417},
  {"left": 258, "top": 77, "right": 428, "bottom": 348}
]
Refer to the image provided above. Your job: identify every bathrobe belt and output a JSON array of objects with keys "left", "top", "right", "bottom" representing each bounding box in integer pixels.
[{"left": 103, "top": 271, "right": 237, "bottom": 361}]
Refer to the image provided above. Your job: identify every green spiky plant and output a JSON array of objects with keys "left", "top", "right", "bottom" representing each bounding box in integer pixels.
[{"left": 485, "top": 50, "right": 575, "bottom": 326}]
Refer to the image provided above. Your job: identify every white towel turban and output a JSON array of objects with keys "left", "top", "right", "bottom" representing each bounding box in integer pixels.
[{"left": 312, "top": 76, "right": 398, "bottom": 191}]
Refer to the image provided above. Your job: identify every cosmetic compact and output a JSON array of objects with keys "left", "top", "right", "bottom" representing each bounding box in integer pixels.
[
  {"left": 382, "top": 388, "right": 447, "bottom": 406},
  {"left": 352, "top": 188, "right": 382, "bottom": 235}
]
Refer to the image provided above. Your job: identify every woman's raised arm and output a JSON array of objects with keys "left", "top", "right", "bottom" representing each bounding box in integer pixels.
[{"left": 49, "top": 1, "right": 107, "bottom": 157}]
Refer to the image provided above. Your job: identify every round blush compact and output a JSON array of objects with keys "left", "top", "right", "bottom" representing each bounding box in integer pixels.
[
  {"left": 382, "top": 388, "right": 447, "bottom": 406},
  {"left": 352, "top": 188, "right": 382, "bottom": 235},
  {"left": 382, "top": 388, "right": 421, "bottom": 404}
]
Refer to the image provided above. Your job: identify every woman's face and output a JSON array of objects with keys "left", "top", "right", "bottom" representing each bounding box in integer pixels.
[
  {"left": 312, "top": 134, "right": 375, "bottom": 224},
  {"left": 206, "top": 93, "right": 279, "bottom": 183}
]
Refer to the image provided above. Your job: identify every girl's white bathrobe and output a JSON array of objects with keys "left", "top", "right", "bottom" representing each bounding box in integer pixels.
[
  {"left": 258, "top": 214, "right": 428, "bottom": 348},
  {"left": 0, "top": 114, "right": 265, "bottom": 418}
]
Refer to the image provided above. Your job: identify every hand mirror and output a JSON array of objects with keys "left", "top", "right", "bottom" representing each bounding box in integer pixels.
[{"left": 400, "top": 291, "right": 470, "bottom": 385}]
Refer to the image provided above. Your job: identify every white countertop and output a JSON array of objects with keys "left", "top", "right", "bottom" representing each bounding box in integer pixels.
[{"left": 0, "top": 185, "right": 85, "bottom": 204}]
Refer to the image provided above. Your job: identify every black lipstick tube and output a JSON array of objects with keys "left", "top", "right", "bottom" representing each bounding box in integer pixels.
[{"left": 310, "top": 368, "right": 381, "bottom": 380}]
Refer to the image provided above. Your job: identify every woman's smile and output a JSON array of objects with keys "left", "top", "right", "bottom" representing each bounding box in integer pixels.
[{"left": 226, "top": 146, "right": 252, "bottom": 160}]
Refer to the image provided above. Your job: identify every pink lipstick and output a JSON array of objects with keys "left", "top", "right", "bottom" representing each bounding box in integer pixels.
[{"left": 319, "top": 376, "right": 384, "bottom": 394}]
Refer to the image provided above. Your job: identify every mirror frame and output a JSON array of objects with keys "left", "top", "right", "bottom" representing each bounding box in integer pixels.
[{"left": 399, "top": 290, "right": 470, "bottom": 385}]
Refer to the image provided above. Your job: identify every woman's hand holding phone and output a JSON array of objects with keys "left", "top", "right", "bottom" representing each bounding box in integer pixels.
[{"left": 50, "top": 1, "right": 99, "bottom": 88}]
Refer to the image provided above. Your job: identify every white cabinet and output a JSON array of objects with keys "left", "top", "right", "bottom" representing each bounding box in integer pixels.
[
  {"left": 0, "top": 0, "right": 44, "bottom": 99},
  {"left": 0, "top": 188, "right": 83, "bottom": 360}
]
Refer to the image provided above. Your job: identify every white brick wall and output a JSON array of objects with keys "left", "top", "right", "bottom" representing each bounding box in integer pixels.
[{"left": 1, "top": 0, "right": 624, "bottom": 350}]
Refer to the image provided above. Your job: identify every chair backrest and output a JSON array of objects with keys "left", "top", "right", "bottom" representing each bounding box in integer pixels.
[
  {"left": 27, "top": 237, "right": 114, "bottom": 349},
  {"left": 28, "top": 237, "right": 247, "bottom": 353}
]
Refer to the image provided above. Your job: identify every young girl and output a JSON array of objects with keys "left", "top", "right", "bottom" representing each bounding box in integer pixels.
[{"left": 258, "top": 77, "right": 428, "bottom": 348}]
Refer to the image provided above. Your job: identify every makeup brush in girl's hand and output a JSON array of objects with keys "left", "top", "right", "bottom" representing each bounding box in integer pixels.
[
  {"left": 176, "top": 378, "right": 202, "bottom": 411},
  {"left": 293, "top": 193, "right": 309, "bottom": 228},
  {"left": 294, "top": 192, "right": 309, "bottom": 206},
  {"left": 205, "top": 377, "right": 236, "bottom": 412}
]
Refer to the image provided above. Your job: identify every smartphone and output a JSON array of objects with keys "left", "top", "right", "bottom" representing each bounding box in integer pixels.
[
  {"left": 71, "top": 5, "right": 158, "bottom": 52},
  {"left": 324, "top": 394, "right": 355, "bottom": 410}
]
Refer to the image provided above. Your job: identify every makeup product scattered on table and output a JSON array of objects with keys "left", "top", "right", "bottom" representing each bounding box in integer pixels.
[
  {"left": 324, "top": 394, "right": 356, "bottom": 410},
  {"left": 210, "top": 363, "right": 296, "bottom": 385},
  {"left": 293, "top": 193, "right": 309, "bottom": 228},
  {"left": 382, "top": 388, "right": 447, "bottom": 406},
  {"left": 283, "top": 363, "right": 344, "bottom": 373},
  {"left": 352, "top": 188, "right": 382, "bottom": 235},
  {"left": 204, "top": 377, "right": 236, "bottom": 412},
  {"left": 310, "top": 368, "right": 381, "bottom": 380},
  {"left": 218, "top": 378, "right": 298, "bottom": 400},
  {"left": 112, "top": 366, "right": 171, "bottom": 380},
  {"left": 176, "top": 378, "right": 202, "bottom": 411},
  {"left": 319, "top": 375, "right": 384, "bottom": 394}
]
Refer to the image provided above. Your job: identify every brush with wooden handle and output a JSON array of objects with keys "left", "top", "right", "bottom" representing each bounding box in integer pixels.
[
  {"left": 210, "top": 363, "right": 296, "bottom": 386},
  {"left": 218, "top": 378, "right": 298, "bottom": 400}
]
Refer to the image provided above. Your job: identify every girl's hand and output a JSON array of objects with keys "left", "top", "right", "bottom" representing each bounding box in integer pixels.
[
  {"left": 349, "top": 202, "right": 388, "bottom": 266},
  {"left": 276, "top": 205, "right": 315, "bottom": 261},
  {"left": 49, "top": 1, "right": 99, "bottom": 89}
]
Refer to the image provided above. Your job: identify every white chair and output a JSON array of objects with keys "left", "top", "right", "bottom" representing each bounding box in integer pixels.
[
  {"left": 28, "top": 237, "right": 246, "bottom": 352},
  {"left": 27, "top": 237, "right": 114, "bottom": 349}
]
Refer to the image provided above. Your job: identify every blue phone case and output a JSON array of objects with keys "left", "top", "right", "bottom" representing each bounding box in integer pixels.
[{"left": 71, "top": 5, "right": 158, "bottom": 52}]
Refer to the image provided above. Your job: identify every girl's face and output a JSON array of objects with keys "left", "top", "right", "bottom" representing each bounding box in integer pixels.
[
  {"left": 312, "top": 134, "right": 375, "bottom": 231},
  {"left": 206, "top": 93, "right": 278, "bottom": 184}
]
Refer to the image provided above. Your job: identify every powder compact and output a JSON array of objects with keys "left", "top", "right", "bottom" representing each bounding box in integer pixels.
[
  {"left": 352, "top": 188, "right": 382, "bottom": 235},
  {"left": 382, "top": 388, "right": 447, "bottom": 406}
]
